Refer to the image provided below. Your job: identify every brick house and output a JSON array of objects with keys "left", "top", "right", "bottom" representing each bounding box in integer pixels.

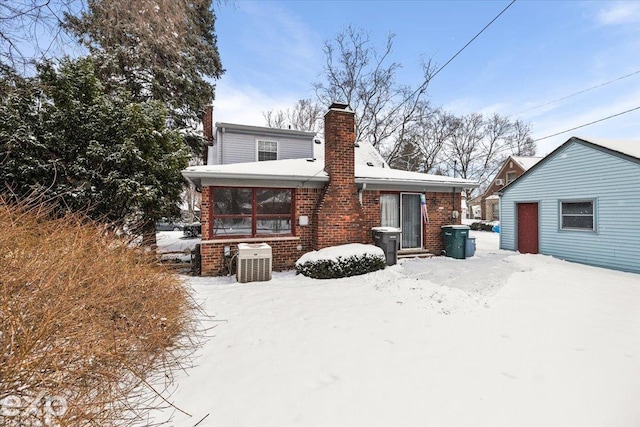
[
  {"left": 183, "top": 103, "right": 478, "bottom": 276},
  {"left": 475, "top": 155, "right": 542, "bottom": 221}
]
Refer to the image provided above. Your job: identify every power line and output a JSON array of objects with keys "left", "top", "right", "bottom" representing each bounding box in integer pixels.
[
  {"left": 430, "top": 0, "right": 517, "bottom": 81},
  {"left": 510, "top": 69, "right": 640, "bottom": 118},
  {"left": 532, "top": 105, "right": 640, "bottom": 142},
  {"left": 385, "top": 0, "right": 516, "bottom": 123}
]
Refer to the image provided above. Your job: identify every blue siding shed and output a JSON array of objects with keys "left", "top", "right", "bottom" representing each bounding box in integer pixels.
[{"left": 499, "top": 137, "right": 640, "bottom": 274}]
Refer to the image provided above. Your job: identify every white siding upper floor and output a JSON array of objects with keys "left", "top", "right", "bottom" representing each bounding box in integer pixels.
[
  {"left": 500, "top": 137, "right": 640, "bottom": 274},
  {"left": 214, "top": 123, "right": 315, "bottom": 165}
]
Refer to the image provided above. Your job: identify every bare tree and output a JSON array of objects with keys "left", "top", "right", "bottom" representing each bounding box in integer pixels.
[
  {"left": 263, "top": 24, "right": 537, "bottom": 192},
  {"left": 507, "top": 119, "right": 536, "bottom": 156},
  {"left": 386, "top": 103, "right": 456, "bottom": 173},
  {"left": 263, "top": 98, "right": 323, "bottom": 132},
  {"left": 313, "top": 25, "right": 435, "bottom": 150},
  {"left": 0, "top": 0, "right": 78, "bottom": 70},
  {"left": 443, "top": 112, "right": 536, "bottom": 198}
]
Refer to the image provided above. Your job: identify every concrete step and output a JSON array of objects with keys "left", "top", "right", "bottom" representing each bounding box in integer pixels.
[{"left": 398, "top": 249, "right": 436, "bottom": 259}]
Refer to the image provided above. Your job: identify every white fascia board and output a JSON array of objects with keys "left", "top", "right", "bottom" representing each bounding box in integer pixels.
[
  {"left": 355, "top": 177, "right": 479, "bottom": 191},
  {"left": 182, "top": 169, "right": 328, "bottom": 189}
]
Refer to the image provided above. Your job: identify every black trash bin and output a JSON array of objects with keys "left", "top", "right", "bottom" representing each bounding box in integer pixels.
[
  {"left": 441, "top": 225, "right": 470, "bottom": 259},
  {"left": 371, "top": 227, "right": 402, "bottom": 266}
]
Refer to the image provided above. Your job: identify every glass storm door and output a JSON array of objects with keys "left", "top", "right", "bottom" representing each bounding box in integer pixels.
[{"left": 401, "top": 193, "right": 422, "bottom": 249}]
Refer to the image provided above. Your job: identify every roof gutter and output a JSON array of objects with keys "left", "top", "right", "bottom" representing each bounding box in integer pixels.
[
  {"left": 182, "top": 170, "right": 478, "bottom": 190},
  {"left": 355, "top": 177, "right": 479, "bottom": 189}
]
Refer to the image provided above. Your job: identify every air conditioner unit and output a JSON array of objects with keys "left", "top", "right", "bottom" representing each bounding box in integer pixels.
[
  {"left": 495, "top": 178, "right": 504, "bottom": 186},
  {"left": 237, "top": 243, "right": 272, "bottom": 283}
]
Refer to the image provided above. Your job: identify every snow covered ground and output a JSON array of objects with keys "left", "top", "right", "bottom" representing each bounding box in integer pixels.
[
  {"left": 156, "top": 231, "right": 200, "bottom": 262},
  {"left": 153, "top": 231, "right": 640, "bottom": 427}
]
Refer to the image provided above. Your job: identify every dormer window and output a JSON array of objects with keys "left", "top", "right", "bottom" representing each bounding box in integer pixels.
[{"left": 257, "top": 140, "right": 278, "bottom": 161}]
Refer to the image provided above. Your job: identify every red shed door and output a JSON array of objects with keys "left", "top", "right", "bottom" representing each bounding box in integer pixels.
[{"left": 517, "top": 203, "right": 539, "bottom": 254}]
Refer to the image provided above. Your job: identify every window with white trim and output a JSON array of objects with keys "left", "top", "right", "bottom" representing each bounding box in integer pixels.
[
  {"left": 257, "top": 140, "right": 277, "bottom": 161},
  {"left": 560, "top": 200, "right": 595, "bottom": 231},
  {"left": 506, "top": 171, "right": 517, "bottom": 184}
]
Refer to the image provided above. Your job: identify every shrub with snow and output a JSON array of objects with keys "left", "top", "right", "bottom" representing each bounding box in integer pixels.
[{"left": 295, "top": 244, "right": 386, "bottom": 279}]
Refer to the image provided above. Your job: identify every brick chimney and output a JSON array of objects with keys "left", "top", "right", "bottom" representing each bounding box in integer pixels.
[
  {"left": 202, "top": 105, "right": 214, "bottom": 164},
  {"left": 313, "top": 103, "right": 366, "bottom": 249}
]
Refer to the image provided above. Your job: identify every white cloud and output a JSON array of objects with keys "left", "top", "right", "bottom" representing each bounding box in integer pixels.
[
  {"left": 213, "top": 78, "right": 301, "bottom": 126},
  {"left": 595, "top": 1, "right": 640, "bottom": 25},
  {"left": 234, "top": 2, "right": 322, "bottom": 86}
]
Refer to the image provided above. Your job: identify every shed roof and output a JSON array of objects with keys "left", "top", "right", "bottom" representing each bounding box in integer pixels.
[
  {"left": 573, "top": 136, "right": 640, "bottom": 160},
  {"left": 499, "top": 136, "right": 640, "bottom": 195}
]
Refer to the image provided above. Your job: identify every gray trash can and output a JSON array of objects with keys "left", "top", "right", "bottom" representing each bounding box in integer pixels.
[
  {"left": 371, "top": 227, "right": 402, "bottom": 266},
  {"left": 466, "top": 236, "right": 476, "bottom": 258}
]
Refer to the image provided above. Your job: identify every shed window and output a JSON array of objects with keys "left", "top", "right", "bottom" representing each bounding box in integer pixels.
[
  {"left": 560, "top": 200, "right": 595, "bottom": 231},
  {"left": 257, "top": 140, "right": 277, "bottom": 161},
  {"left": 212, "top": 187, "right": 293, "bottom": 237}
]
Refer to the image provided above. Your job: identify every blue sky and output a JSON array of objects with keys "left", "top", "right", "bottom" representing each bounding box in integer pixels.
[{"left": 212, "top": 0, "right": 640, "bottom": 156}]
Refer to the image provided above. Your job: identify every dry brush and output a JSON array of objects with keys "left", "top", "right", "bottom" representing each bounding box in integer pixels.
[{"left": 0, "top": 197, "right": 203, "bottom": 426}]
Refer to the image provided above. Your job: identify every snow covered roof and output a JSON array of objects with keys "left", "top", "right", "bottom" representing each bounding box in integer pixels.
[
  {"left": 575, "top": 136, "right": 640, "bottom": 160},
  {"left": 183, "top": 158, "right": 328, "bottom": 183},
  {"left": 511, "top": 156, "right": 543, "bottom": 170},
  {"left": 354, "top": 163, "right": 476, "bottom": 188},
  {"left": 313, "top": 137, "right": 388, "bottom": 168},
  {"left": 183, "top": 152, "right": 477, "bottom": 190}
]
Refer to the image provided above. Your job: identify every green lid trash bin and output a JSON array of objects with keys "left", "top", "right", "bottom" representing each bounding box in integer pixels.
[{"left": 441, "top": 225, "right": 470, "bottom": 259}]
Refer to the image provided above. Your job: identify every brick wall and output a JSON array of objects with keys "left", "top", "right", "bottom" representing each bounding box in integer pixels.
[
  {"left": 200, "top": 238, "right": 308, "bottom": 276},
  {"left": 423, "top": 191, "right": 461, "bottom": 255},
  {"left": 360, "top": 190, "right": 380, "bottom": 244},
  {"left": 200, "top": 186, "right": 212, "bottom": 239},
  {"left": 198, "top": 187, "right": 461, "bottom": 275}
]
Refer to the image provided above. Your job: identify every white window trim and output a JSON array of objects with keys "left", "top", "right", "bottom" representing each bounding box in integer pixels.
[
  {"left": 256, "top": 139, "right": 278, "bottom": 162},
  {"left": 559, "top": 199, "right": 597, "bottom": 232}
]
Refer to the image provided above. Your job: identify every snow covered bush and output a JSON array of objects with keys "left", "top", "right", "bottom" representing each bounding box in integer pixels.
[
  {"left": 0, "top": 197, "right": 201, "bottom": 426},
  {"left": 295, "top": 244, "right": 386, "bottom": 279}
]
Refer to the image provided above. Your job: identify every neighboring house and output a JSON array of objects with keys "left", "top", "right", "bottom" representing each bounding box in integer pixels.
[
  {"left": 467, "top": 194, "right": 483, "bottom": 219},
  {"left": 479, "top": 155, "right": 543, "bottom": 221},
  {"left": 499, "top": 136, "right": 640, "bottom": 274},
  {"left": 184, "top": 103, "right": 478, "bottom": 275}
]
